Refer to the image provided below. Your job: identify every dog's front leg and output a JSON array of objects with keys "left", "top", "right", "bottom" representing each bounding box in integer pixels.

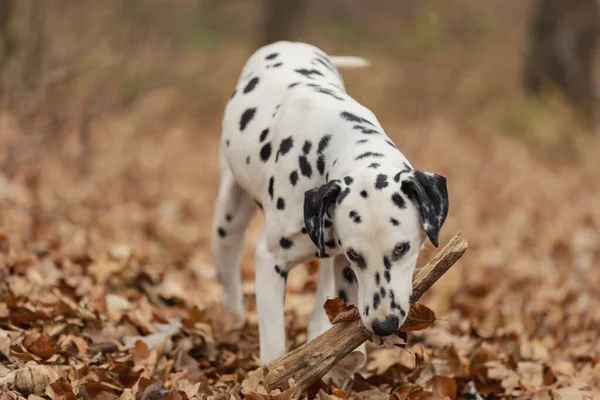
[
  {"left": 255, "top": 232, "right": 289, "bottom": 364},
  {"left": 307, "top": 257, "right": 334, "bottom": 341}
]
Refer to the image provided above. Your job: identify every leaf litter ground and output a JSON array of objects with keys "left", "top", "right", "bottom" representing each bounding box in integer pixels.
[{"left": 0, "top": 96, "right": 599, "bottom": 399}]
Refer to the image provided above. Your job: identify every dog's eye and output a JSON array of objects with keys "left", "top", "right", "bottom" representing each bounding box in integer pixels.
[
  {"left": 346, "top": 249, "right": 360, "bottom": 261},
  {"left": 394, "top": 244, "right": 407, "bottom": 255}
]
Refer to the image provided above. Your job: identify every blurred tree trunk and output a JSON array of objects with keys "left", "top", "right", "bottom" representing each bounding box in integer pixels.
[
  {"left": 261, "top": 0, "right": 309, "bottom": 46},
  {"left": 523, "top": 0, "right": 599, "bottom": 126},
  {"left": 0, "top": 0, "right": 15, "bottom": 80},
  {"left": 24, "top": 0, "right": 45, "bottom": 88}
]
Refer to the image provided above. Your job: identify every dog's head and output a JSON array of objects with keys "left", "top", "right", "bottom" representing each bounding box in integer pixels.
[{"left": 304, "top": 167, "right": 448, "bottom": 337}]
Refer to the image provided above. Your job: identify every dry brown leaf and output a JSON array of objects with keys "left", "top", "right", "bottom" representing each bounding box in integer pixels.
[
  {"left": 399, "top": 303, "right": 436, "bottom": 332},
  {"left": 25, "top": 333, "right": 56, "bottom": 360},
  {"left": 323, "top": 298, "right": 360, "bottom": 325},
  {"left": 367, "top": 348, "right": 415, "bottom": 375},
  {"left": 45, "top": 378, "right": 77, "bottom": 400},
  {"left": 10, "top": 364, "right": 61, "bottom": 396},
  {"left": 431, "top": 376, "right": 456, "bottom": 400}
]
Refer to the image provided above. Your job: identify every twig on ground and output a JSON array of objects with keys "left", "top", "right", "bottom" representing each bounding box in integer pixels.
[{"left": 263, "top": 233, "right": 468, "bottom": 398}]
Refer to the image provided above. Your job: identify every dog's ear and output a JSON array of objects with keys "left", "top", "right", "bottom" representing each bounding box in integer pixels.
[
  {"left": 401, "top": 170, "right": 449, "bottom": 247},
  {"left": 304, "top": 180, "right": 342, "bottom": 256}
]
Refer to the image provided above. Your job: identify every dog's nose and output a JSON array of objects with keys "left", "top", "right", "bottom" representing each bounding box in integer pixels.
[{"left": 371, "top": 315, "right": 400, "bottom": 336}]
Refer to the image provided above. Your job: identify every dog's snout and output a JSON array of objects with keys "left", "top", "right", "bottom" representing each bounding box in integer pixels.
[{"left": 371, "top": 315, "right": 399, "bottom": 336}]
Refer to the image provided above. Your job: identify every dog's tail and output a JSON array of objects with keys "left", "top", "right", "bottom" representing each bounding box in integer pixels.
[{"left": 329, "top": 56, "right": 370, "bottom": 69}]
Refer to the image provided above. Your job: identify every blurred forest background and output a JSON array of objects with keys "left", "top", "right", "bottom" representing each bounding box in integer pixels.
[{"left": 1, "top": 1, "right": 600, "bottom": 399}]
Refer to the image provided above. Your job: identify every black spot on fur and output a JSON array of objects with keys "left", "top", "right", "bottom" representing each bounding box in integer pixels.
[
  {"left": 356, "top": 139, "right": 368, "bottom": 144},
  {"left": 316, "top": 156, "right": 325, "bottom": 175},
  {"left": 349, "top": 210, "right": 361, "bottom": 224},
  {"left": 243, "top": 77, "right": 259, "bottom": 94},
  {"left": 333, "top": 159, "right": 338, "bottom": 166},
  {"left": 314, "top": 51, "right": 337, "bottom": 71},
  {"left": 393, "top": 172, "right": 401, "bottom": 183},
  {"left": 360, "top": 190, "right": 368, "bottom": 198},
  {"left": 313, "top": 57, "right": 336, "bottom": 73},
  {"left": 289, "top": 170, "right": 298, "bottom": 186},
  {"left": 380, "top": 287, "right": 387, "bottom": 298},
  {"left": 375, "top": 174, "right": 389, "bottom": 189},
  {"left": 260, "top": 142, "right": 272, "bottom": 162},
  {"left": 288, "top": 82, "right": 301, "bottom": 88},
  {"left": 260, "top": 129, "right": 269, "bottom": 142},
  {"left": 338, "top": 289, "right": 348, "bottom": 305},
  {"left": 353, "top": 125, "right": 379, "bottom": 135},
  {"left": 313, "top": 86, "right": 344, "bottom": 100},
  {"left": 368, "top": 163, "right": 380, "bottom": 169},
  {"left": 268, "top": 177, "right": 274, "bottom": 200},
  {"left": 226, "top": 214, "right": 232, "bottom": 222},
  {"left": 299, "top": 156, "right": 312, "bottom": 178},
  {"left": 325, "top": 172, "right": 329, "bottom": 181},
  {"left": 400, "top": 308, "right": 406, "bottom": 317},
  {"left": 225, "top": 140, "right": 230, "bottom": 147},
  {"left": 295, "top": 68, "right": 324, "bottom": 78},
  {"left": 383, "top": 256, "right": 391, "bottom": 270},
  {"left": 343, "top": 176, "right": 354, "bottom": 185},
  {"left": 384, "top": 270, "right": 391, "bottom": 284},
  {"left": 365, "top": 305, "right": 370, "bottom": 316},
  {"left": 276, "top": 197, "right": 285, "bottom": 210},
  {"left": 278, "top": 137, "right": 294, "bottom": 158},
  {"left": 340, "top": 111, "right": 375, "bottom": 126},
  {"left": 390, "top": 218, "right": 399, "bottom": 226},
  {"left": 280, "top": 237, "right": 293, "bottom": 249},
  {"left": 218, "top": 227, "right": 226, "bottom": 238},
  {"left": 356, "top": 152, "right": 384, "bottom": 160},
  {"left": 386, "top": 140, "right": 397, "bottom": 149},
  {"left": 246, "top": 156, "right": 250, "bottom": 164},
  {"left": 318, "top": 134, "right": 332, "bottom": 154},
  {"left": 375, "top": 272, "right": 381, "bottom": 286},
  {"left": 265, "top": 52, "right": 279, "bottom": 60},
  {"left": 336, "top": 187, "right": 350, "bottom": 205},
  {"left": 239, "top": 108, "right": 256, "bottom": 131},
  {"left": 274, "top": 265, "right": 288, "bottom": 279},
  {"left": 392, "top": 193, "right": 406, "bottom": 209},
  {"left": 356, "top": 257, "right": 367, "bottom": 270},
  {"left": 302, "top": 140, "right": 312, "bottom": 154},
  {"left": 272, "top": 62, "right": 283, "bottom": 67},
  {"left": 343, "top": 267, "right": 355, "bottom": 284},
  {"left": 373, "top": 293, "right": 381, "bottom": 310}
]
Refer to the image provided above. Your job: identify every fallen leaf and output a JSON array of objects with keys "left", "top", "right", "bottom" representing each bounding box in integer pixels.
[
  {"left": 46, "top": 378, "right": 77, "bottom": 400},
  {"left": 8, "top": 364, "right": 61, "bottom": 396},
  {"left": 324, "top": 298, "right": 360, "bottom": 324},
  {"left": 26, "top": 334, "right": 56, "bottom": 360},
  {"left": 431, "top": 375, "right": 456, "bottom": 400},
  {"left": 400, "top": 303, "right": 436, "bottom": 332}
]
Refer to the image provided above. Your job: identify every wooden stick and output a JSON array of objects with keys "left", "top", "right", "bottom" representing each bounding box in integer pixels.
[{"left": 264, "top": 233, "right": 468, "bottom": 397}]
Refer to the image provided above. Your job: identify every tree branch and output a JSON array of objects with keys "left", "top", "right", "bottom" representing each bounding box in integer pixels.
[{"left": 264, "top": 233, "right": 468, "bottom": 398}]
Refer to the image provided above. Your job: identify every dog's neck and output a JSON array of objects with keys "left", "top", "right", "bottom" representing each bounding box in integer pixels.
[{"left": 323, "top": 132, "right": 410, "bottom": 184}]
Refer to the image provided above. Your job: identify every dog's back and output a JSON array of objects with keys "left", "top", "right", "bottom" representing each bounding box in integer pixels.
[{"left": 221, "top": 41, "right": 351, "bottom": 202}]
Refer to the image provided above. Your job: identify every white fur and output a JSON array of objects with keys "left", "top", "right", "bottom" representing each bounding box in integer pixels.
[{"left": 212, "top": 41, "right": 429, "bottom": 364}]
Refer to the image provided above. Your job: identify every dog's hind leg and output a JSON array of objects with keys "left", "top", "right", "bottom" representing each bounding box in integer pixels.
[{"left": 211, "top": 159, "right": 256, "bottom": 321}]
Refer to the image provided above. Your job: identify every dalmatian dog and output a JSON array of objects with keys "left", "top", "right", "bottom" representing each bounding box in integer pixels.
[{"left": 211, "top": 41, "right": 449, "bottom": 364}]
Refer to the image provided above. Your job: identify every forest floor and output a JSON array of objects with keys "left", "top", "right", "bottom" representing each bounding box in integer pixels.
[
  {"left": 1, "top": 5, "right": 600, "bottom": 395},
  {"left": 1, "top": 83, "right": 599, "bottom": 398}
]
